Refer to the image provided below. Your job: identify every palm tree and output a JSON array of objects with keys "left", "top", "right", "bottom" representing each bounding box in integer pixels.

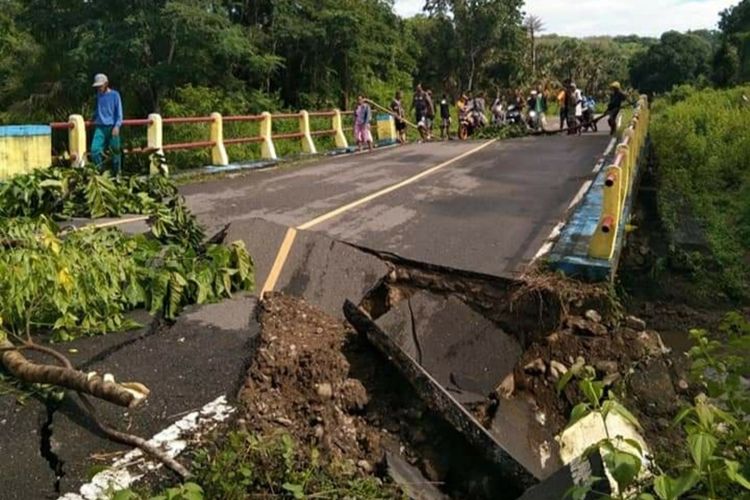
[{"left": 524, "top": 14, "right": 546, "bottom": 78}]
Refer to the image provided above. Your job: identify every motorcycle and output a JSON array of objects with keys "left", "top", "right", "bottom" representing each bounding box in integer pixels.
[
  {"left": 527, "top": 110, "right": 542, "bottom": 132},
  {"left": 458, "top": 110, "right": 485, "bottom": 140},
  {"left": 505, "top": 104, "right": 523, "bottom": 125},
  {"left": 580, "top": 98, "right": 598, "bottom": 132}
]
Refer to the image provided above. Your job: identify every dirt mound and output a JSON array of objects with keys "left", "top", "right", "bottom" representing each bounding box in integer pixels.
[
  {"left": 239, "top": 293, "right": 384, "bottom": 465},
  {"left": 237, "top": 292, "right": 515, "bottom": 499}
]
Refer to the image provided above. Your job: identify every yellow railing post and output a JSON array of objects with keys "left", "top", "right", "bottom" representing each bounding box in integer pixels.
[
  {"left": 589, "top": 165, "right": 623, "bottom": 260},
  {"left": 147, "top": 113, "right": 165, "bottom": 175},
  {"left": 332, "top": 109, "right": 348, "bottom": 149},
  {"left": 260, "top": 111, "right": 277, "bottom": 160},
  {"left": 299, "top": 110, "right": 317, "bottom": 154},
  {"left": 210, "top": 112, "right": 229, "bottom": 166},
  {"left": 616, "top": 143, "right": 631, "bottom": 196},
  {"left": 68, "top": 114, "right": 87, "bottom": 167}
]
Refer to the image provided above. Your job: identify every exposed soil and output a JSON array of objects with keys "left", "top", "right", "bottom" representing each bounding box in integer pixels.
[
  {"left": 238, "top": 292, "right": 522, "bottom": 499},
  {"left": 490, "top": 311, "right": 694, "bottom": 457}
]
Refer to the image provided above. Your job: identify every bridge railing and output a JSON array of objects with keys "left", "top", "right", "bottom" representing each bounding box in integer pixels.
[
  {"left": 588, "top": 95, "right": 650, "bottom": 260},
  {"left": 49, "top": 109, "right": 361, "bottom": 173}
]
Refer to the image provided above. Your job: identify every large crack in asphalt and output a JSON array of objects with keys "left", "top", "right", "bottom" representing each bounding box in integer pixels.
[{"left": 40, "top": 400, "right": 65, "bottom": 494}]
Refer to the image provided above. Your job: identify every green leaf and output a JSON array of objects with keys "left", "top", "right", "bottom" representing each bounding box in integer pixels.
[
  {"left": 725, "top": 460, "right": 750, "bottom": 490},
  {"left": 565, "top": 403, "right": 592, "bottom": 429},
  {"left": 653, "top": 470, "right": 700, "bottom": 500},
  {"left": 603, "top": 449, "right": 641, "bottom": 493},
  {"left": 282, "top": 482, "right": 305, "bottom": 499},
  {"left": 688, "top": 432, "right": 717, "bottom": 471},
  {"left": 695, "top": 402, "right": 714, "bottom": 428},
  {"left": 673, "top": 406, "right": 693, "bottom": 426},
  {"left": 622, "top": 438, "right": 644, "bottom": 457},
  {"left": 556, "top": 366, "right": 576, "bottom": 394},
  {"left": 579, "top": 379, "right": 604, "bottom": 407},
  {"left": 111, "top": 489, "right": 141, "bottom": 500},
  {"left": 608, "top": 400, "right": 643, "bottom": 430}
]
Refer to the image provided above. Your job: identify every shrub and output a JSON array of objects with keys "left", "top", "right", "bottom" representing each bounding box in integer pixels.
[{"left": 650, "top": 85, "right": 750, "bottom": 300}]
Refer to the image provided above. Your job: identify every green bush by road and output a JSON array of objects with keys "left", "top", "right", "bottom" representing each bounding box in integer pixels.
[{"left": 650, "top": 85, "right": 750, "bottom": 299}]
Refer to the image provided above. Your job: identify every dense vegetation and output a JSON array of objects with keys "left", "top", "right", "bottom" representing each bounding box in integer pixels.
[
  {"left": 650, "top": 85, "right": 750, "bottom": 300},
  {"left": 1, "top": 0, "right": 748, "bottom": 128},
  {"left": 0, "top": 168, "right": 254, "bottom": 342}
]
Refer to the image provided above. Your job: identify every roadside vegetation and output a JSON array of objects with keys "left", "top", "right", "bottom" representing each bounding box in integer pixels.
[
  {"left": 650, "top": 85, "right": 750, "bottom": 301},
  {"left": 561, "top": 314, "right": 750, "bottom": 500},
  {"left": 116, "top": 432, "right": 400, "bottom": 500}
]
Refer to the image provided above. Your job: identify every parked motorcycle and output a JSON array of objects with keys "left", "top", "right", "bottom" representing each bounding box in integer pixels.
[
  {"left": 505, "top": 104, "right": 523, "bottom": 125},
  {"left": 527, "top": 110, "right": 542, "bottom": 132},
  {"left": 580, "top": 98, "right": 598, "bottom": 132},
  {"left": 458, "top": 110, "right": 485, "bottom": 140}
]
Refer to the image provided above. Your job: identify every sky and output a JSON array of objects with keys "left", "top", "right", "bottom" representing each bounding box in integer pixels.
[{"left": 392, "top": 0, "right": 738, "bottom": 37}]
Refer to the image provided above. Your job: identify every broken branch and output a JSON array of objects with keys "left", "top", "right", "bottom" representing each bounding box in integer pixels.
[{"left": 0, "top": 338, "right": 148, "bottom": 408}]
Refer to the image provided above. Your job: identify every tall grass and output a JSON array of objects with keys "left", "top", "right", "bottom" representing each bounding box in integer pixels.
[{"left": 651, "top": 85, "right": 750, "bottom": 299}]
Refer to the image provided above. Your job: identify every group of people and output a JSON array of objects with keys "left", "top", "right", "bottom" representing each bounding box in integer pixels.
[{"left": 557, "top": 80, "right": 629, "bottom": 136}]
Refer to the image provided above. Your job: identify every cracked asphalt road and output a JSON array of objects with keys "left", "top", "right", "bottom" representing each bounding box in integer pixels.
[{"left": 182, "top": 134, "right": 611, "bottom": 279}]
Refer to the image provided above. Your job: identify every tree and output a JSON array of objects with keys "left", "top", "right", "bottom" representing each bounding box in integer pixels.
[
  {"left": 524, "top": 14, "right": 545, "bottom": 78},
  {"left": 424, "top": 0, "right": 525, "bottom": 91},
  {"left": 713, "top": 0, "right": 750, "bottom": 85},
  {"left": 630, "top": 31, "right": 713, "bottom": 94}
]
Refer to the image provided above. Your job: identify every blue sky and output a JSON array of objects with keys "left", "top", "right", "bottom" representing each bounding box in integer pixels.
[{"left": 393, "top": 0, "right": 738, "bottom": 37}]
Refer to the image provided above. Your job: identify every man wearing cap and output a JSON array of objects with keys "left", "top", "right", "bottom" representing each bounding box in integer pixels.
[
  {"left": 606, "top": 81, "right": 628, "bottom": 136},
  {"left": 91, "top": 73, "right": 123, "bottom": 175}
]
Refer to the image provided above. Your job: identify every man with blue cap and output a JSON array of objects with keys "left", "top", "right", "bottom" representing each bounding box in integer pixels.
[{"left": 90, "top": 73, "right": 123, "bottom": 176}]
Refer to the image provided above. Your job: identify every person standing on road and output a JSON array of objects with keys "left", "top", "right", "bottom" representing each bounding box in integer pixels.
[
  {"left": 354, "top": 95, "right": 373, "bottom": 152},
  {"left": 557, "top": 84, "right": 568, "bottom": 131},
  {"left": 91, "top": 73, "right": 123, "bottom": 176},
  {"left": 412, "top": 84, "right": 426, "bottom": 124},
  {"left": 411, "top": 84, "right": 428, "bottom": 142},
  {"left": 424, "top": 89, "right": 435, "bottom": 140},
  {"left": 606, "top": 81, "right": 628, "bottom": 136},
  {"left": 572, "top": 82, "right": 583, "bottom": 135},
  {"left": 439, "top": 93, "right": 452, "bottom": 139},
  {"left": 391, "top": 90, "right": 407, "bottom": 144},
  {"left": 565, "top": 82, "right": 581, "bottom": 135},
  {"left": 536, "top": 85, "right": 548, "bottom": 129}
]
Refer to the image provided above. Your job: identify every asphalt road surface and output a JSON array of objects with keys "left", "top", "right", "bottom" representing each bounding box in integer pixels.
[{"left": 182, "top": 133, "right": 612, "bottom": 280}]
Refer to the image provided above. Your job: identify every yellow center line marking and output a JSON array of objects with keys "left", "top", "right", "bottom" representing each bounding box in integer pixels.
[
  {"left": 91, "top": 215, "right": 151, "bottom": 229},
  {"left": 260, "top": 227, "right": 298, "bottom": 297},
  {"left": 297, "top": 139, "right": 497, "bottom": 230},
  {"left": 260, "top": 139, "right": 497, "bottom": 294}
]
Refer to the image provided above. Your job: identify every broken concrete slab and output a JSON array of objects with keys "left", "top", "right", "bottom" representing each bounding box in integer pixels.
[
  {"left": 226, "top": 217, "right": 390, "bottom": 319},
  {"left": 0, "top": 296, "right": 258, "bottom": 497},
  {"left": 368, "top": 290, "right": 563, "bottom": 481},
  {"left": 376, "top": 291, "right": 522, "bottom": 397},
  {"left": 345, "top": 300, "right": 536, "bottom": 493},
  {"left": 276, "top": 229, "right": 389, "bottom": 319}
]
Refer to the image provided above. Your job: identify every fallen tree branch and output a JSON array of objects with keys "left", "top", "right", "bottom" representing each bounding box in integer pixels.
[
  {"left": 1, "top": 336, "right": 191, "bottom": 480},
  {"left": 1, "top": 338, "right": 147, "bottom": 408}
]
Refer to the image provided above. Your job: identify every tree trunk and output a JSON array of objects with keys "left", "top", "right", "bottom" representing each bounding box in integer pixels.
[{"left": 1, "top": 339, "right": 148, "bottom": 408}]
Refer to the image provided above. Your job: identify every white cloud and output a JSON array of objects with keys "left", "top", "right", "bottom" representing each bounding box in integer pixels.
[{"left": 392, "top": 0, "right": 737, "bottom": 37}]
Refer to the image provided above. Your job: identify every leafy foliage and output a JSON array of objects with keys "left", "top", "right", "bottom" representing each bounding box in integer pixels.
[
  {"left": 630, "top": 31, "right": 715, "bottom": 94},
  {"left": 116, "top": 431, "right": 399, "bottom": 499},
  {"left": 561, "top": 313, "right": 750, "bottom": 499},
  {"left": 0, "top": 217, "right": 253, "bottom": 341},
  {"left": 0, "top": 167, "right": 205, "bottom": 247},
  {"left": 650, "top": 85, "right": 750, "bottom": 299}
]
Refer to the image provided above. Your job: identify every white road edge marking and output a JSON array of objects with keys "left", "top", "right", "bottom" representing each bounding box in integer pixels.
[
  {"left": 529, "top": 134, "right": 619, "bottom": 269},
  {"left": 59, "top": 396, "right": 235, "bottom": 500}
]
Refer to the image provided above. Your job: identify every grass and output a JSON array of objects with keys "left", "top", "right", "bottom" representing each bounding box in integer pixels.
[
  {"left": 116, "top": 431, "right": 402, "bottom": 500},
  {"left": 650, "top": 85, "right": 750, "bottom": 301}
]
